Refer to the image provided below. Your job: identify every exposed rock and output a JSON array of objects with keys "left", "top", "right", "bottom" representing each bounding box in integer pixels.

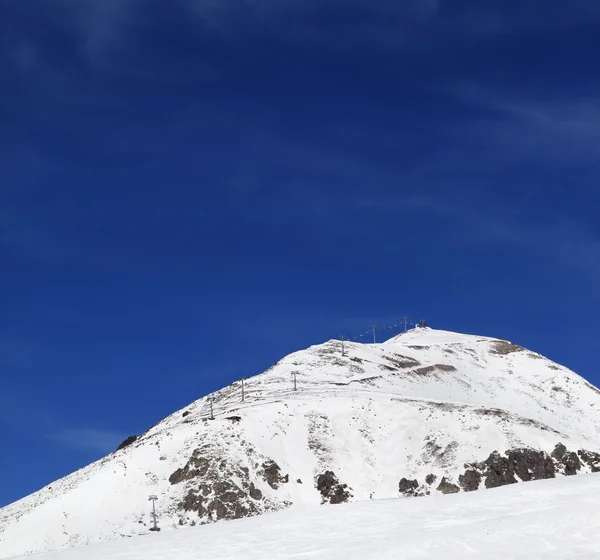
[
  {"left": 182, "top": 479, "right": 257, "bottom": 521},
  {"left": 398, "top": 478, "right": 419, "bottom": 497},
  {"left": 248, "top": 483, "right": 262, "bottom": 501},
  {"left": 552, "top": 443, "right": 581, "bottom": 475},
  {"left": 480, "top": 451, "right": 518, "bottom": 489},
  {"left": 316, "top": 470, "right": 352, "bottom": 504},
  {"left": 490, "top": 340, "right": 524, "bottom": 355},
  {"left": 414, "top": 366, "right": 436, "bottom": 376},
  {"left": 507, "top": 449, "right": 555, "bottom": 482},
  {"left": 384, "top": 355, "right": 421, "bottom": 370},
  {"left": 116, "top": 435, "right": 137, "bottom": 451},
  {"left": 182, "top": 411, "right": 191, "bottom": 418},
  {"left": 578, "top": 450, "right": 600, "bottom": 472},
  {"left": 260, "top": 460, "right": 288, "bottom": 489},
  {"left": 436, "top": 477, "right": 460, "bottom": 494},
  {"left": 425, "top": 474, "right": 437, "bottom": 485},
  {"left": 434, "top": 364, "right": 457, "bottom": 372},
  {"left": 226, "top": 416, "right": 242, "bottom": 422},
  {"left": 458, "top": 469, "right": 481, "bottom": 492},
  {"left": 169, "top": 453, "right": 210, "bottom": 485}
]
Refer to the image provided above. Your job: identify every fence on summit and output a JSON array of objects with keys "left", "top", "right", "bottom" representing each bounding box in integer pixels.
[
  {"left": 202, "top": 317, "right": 430, "bottom": 419},
  {"left": 338, "top": 317, "right": 429, "bottom": 344}
]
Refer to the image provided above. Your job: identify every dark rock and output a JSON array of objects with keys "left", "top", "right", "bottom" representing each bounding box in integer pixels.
[
  {"left": 414, "top": 366, "right": 436, "bottom": 376},
  {"left": 425, "top": 474, "right": 437, "bottom": 485},
  {"left": 507, "top": 449, "right": 555, "bottom": 482},
  {"left": 297, "top": 478, "right": 303, "bottom": 484},
  {"left": 458, "top": 469, "right": 481, "bottom": 492},
  {"left": 490, "top": 340, "right": 524, "bottom": 355},
  {"left": 249, "top": 483, "right": 263, "bottom": 501},
  {"left": 434, "top": 364, "right": 457, "bottom": 372},
  {"left": 386, "top": 354, "right": 421, "bottom": 369},
  {"left": 182, "top": 411, "right": 191, "bottom": 418},
  {"left": 169, "top": 453, "right": 210, "bottom": 485},
  {"left": 330, "top": 484, "right": 352, "bottom": 504},
  {"left": 261, "top": 460, "right": 288, "bottom": 489},
  {"left": 552, "top": 443, "right": 581, "bottom": 475},
  {"left": 116, "top": 435, "right": 138, "bottom": 451},
  {"left": 316, "top": 471, "right": 338, "bottom": 495},
  {"left": 481, "top": 451, "right": 518, "bottom": 489},
  {"left": 316, "top": 471, "right": 352, "bottom": 504},
  {"left": 578, "top": 450, "right": 600, "bottom": 472},
  {"left": 181, "top": 479, "right": 257, "bottom": 521},
  {"left": 226, "top": 416, "right": 242, "bottom": 422},
  {"left": 398, "top": 478, "right": 419, "bottom": 497},
  {"left": 552, "top": 443, "right": 568, "bottom": 460},
  {"left": 436, "top": 477, "right": 460, "bottom": 494}
]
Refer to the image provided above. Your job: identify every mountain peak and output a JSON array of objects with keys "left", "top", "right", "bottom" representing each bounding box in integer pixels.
[{"left": 2, "top": 328, "right": 600, "bottom": 558}]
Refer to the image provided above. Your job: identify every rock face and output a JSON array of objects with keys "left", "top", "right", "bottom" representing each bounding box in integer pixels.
[
  {"left": 458, "top": 470, "right": 481, "bottom": 492},
  {"left": 398, "top": 478, "right": 420, "bottom": 497},
  {"left": 260, "top": 460, "right": 289, "bottom": 490},
  {"left": 168, "top": 445, "right": 287, "bottom": 524},
  {"left": 399, "top": 444, "right": 600, "bottom": 498},
  {"left": 316, "top": 471, "right": 352, "bottom": 504},
  {"left": 116, "top": 435, "right": 138, "bottom": 451},
  {"left": 552, "top": 443, "right": 581, "bottom": 476},
  {"left": 436, "top": 477, "right": 460, "bottom": 494}
]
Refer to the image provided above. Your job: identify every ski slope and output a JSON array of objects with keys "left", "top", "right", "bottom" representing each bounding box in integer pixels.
[
  {"left": 2, "top": 328, "right": 600, "bottom": 558},
  {"left": 11, "top": 472, "right": 600, "bottom": 560}
]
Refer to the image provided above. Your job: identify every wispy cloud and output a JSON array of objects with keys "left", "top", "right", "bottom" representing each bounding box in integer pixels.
[
  {"left": 451, "top": 86, "right": 600, "bottom": 165},
  {"left": 339, "top": 191, "right": 600, "bottom": 277},
  {"left": 48, "top": 428, "right": 127, "bottom": 454},
  {"left": 8, "top": 0, "right": 600, "bottom": 67}
]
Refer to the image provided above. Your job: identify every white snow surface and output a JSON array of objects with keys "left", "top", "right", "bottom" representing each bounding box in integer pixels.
[
  {"left": 10, "top": 473, "right": 600, "bottom": 560},
  {"left": 2, "top": 327, "right": 600, "bottom": 558}
]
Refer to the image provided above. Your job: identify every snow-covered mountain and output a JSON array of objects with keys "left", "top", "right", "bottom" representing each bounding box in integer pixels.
[{"left": 2, "top": 327, "right": 600, "bottom": 558}]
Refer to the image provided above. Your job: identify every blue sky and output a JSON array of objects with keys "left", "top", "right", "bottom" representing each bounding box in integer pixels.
[{"left": 2, "top": 0, "right": 600, "bottom": 506}]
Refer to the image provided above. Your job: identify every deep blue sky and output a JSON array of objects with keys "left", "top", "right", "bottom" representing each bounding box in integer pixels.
[{"left": 2, "top": 0, "right": 600, "bottom": 507}]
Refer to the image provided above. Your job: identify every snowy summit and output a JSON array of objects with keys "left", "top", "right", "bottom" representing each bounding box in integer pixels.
[{"left": 2, "top": 327, "right": 600, "bottom": 558}]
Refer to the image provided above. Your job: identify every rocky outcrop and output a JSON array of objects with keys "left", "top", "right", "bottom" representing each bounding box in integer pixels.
[
  {"left": 260, "top": 460, "right": 289, "bottom": 489},
  {"left": 181, "top": 478, "right": 258, "bottom": 521},
  {"left": 425, "top": 473, "right": 437, "bottom": 485},
  {"left": 398, "top": 478, "right": 420, "bottom": 497},
  {"left": 578, "top": 450, "right": 600, "bottom": 472},
  {"left": 116, "top": 435, "right": 137, "bottom": 451},
  {"left": 458, "top": 469, "right": 481, "bottom": 492},
  {"left": 169, "top": 452, "right": 210, "bottom": 485},
  {"left": 490, "top": 340, "right": 524, "bottom": 355},
  {"left": 169, "top": 446, "right": 286, "bottom": 524},
  {"left": 436, "top": 477, "right": 460, "bottom": 494},
  {"left": 316, "top": 471, "right": 352, "bottom": 504},
  {"left": 399, "top": 443, "right": 600, "bottom": 499},
  {"left": 552, "top": 444, "right": 581, "bottom": 476}
]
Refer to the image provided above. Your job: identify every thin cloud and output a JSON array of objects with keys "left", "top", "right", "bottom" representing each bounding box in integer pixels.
[
  {"left": 451, "top": 86, "right": 600, "bottom": 164},
  {"left": 48, "top": 428, "right": 127, "bottom": 454},
  {"left": 10, "top": 0, "right": 600, "bottom": 66},
  {"left": 343, "top": 192, "right": 600, "bottom": 277}
]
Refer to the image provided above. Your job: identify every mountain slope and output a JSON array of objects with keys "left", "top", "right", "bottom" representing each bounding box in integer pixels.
[
  {"left": 2, "top": 327, "right": 600, "bottom": 558},
  {"left": 10, "top": 472, "right": 600, "bottom": 560}
]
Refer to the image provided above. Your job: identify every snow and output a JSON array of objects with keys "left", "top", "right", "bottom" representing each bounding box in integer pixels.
[
  {"left": 2, "top": 327, "right": 600, "bottom": 558},
  {"left": 10, "top": 473, "right": 600, "bottom": 560}
]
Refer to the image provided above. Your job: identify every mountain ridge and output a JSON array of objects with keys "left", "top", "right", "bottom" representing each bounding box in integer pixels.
[{"left": 2, "top": 327, "right": 600, "bottom": 558}]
